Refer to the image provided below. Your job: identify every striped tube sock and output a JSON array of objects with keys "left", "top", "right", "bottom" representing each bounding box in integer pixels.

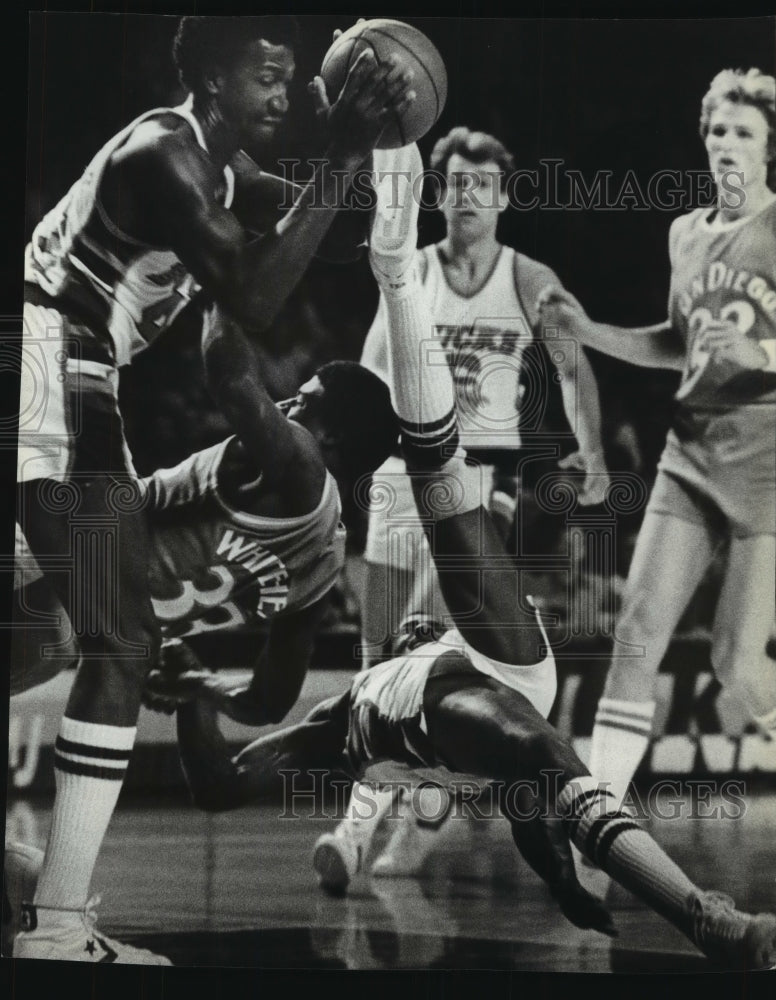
[
  {"left": 588, "top": 697, "right": 656, "bottom": 808},
  {"left": 369, "top": 145, "right": 457, "bottom": 466},
  {"left": 33, "top": 717, "right": 136, "bottom": 913},
  {"left": 558, "top": 775, "right": 698, "bottom": 940}
]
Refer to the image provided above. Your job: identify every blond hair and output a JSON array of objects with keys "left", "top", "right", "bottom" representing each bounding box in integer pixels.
[{"left": 700, "top": 68, "right": 776, "bottom": 183}]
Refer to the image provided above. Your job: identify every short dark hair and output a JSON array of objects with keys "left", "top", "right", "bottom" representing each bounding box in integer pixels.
[
  {"left": 173, "top": 15, "right": 301, "bottom": 95},
  {"left": 316, "top": 361, "right": 399, "bottom": 480},
  {"left": 430, "top": 126, "right": 515, "bottom": 192}
]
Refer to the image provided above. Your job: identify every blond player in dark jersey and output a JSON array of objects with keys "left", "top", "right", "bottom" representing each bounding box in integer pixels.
[
  {"left": 538, "top": 68, "right": 776, "bottom": 808},
  {"left": 15, "top": 14, "right": 414, "bottom": 964},
  {"left": 151, "top": 144, "right": 776, "bottom": 969}
]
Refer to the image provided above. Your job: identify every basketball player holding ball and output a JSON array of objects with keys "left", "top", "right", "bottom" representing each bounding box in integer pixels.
[{"left": 14, "top": 14, "right": 415, "bottom": 964}]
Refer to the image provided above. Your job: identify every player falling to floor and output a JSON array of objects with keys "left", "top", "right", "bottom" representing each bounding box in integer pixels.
[
  {"left": 12, "top": 343, "right": 399, "bottom": 711},
  {"left": 8, "top": 333, "right": 399, "bottom": 956},
  {"left": 14, "top": 13, "right": 415, "bottom": 964},
  {"left": 346, "top": 126, "right": 611, "bottom": 880},
  {"left": 152, "top": 144, "right": 776, "bottom": 970},
  {"left": 539, "top": 67, "right": 776, "bottom": 809}
]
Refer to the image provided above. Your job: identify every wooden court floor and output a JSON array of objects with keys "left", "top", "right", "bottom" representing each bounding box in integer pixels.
[{"left": 5, "top": 786, "right": 776, "bottom": 975}]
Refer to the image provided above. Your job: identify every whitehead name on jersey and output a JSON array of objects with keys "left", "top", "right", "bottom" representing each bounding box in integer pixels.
[
  {"left": 669, "top": 200, "right": 776, "bottom": 408},
  {"left": 420, "top": 244, "right": 534, "bottom": 449},
  {"left": 143, "top": 439, "right": 346, "bottom": 638},
  {"left": 24, "top": 95, "right": 234, "bottom": 367}
]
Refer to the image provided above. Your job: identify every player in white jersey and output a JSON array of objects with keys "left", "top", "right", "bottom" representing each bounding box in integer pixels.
[
  {"left": 14, "top": 14, "right": 415, "bottom": 964},
  {"left": 360, "top": 127, "right": 609, "bottom": 669},
  {"left": 538, "top": 68, "right": 776, "bottom": 809},
  {"left": 152, "top": 147, "right": 776, "bottom": 968},
  {"left": 340, "top": 128, "right": 610, "bottom": 880}
]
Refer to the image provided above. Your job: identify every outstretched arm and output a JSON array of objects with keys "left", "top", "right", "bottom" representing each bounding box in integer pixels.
[
  {"left": 519, "top": 258, "right": 610, "bottom": 505},
  {"left": 147, "top": 596, "right": 331, "bottom": 727},
  {"left": 197, "top": 595, "right": 332, "bottom": 726},
  {"left": 175, "top": 691, "right": 351, "bottom": 812},
  {"left": 536, "top": 285, "right": 684, "bottom": 370},
  {"left": 552, "top": 346, "right": 610, "bottom": 505}
]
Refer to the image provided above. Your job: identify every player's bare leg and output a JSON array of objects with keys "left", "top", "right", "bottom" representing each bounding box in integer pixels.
[
  {"left": 711, "top": 533, "right": 776, "bottom": 735},
  {"left": 13, "top": 476, "right": 169, "bottom": 965},
  {"left": 423, "top": 672, "right": 776, "bottom": 968},
  {"left": 589, "top": 509, "right": 717, "bottom": 807}
]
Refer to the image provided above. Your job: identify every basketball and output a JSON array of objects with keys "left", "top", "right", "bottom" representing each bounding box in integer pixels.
[
  {"left": 320, "top": 19, "right": 448, "bottom": 149},
  {"left": 2, "top": 842, "right": 44, "bottom": 956}
]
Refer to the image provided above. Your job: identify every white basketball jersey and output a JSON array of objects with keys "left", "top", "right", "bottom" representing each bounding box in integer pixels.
[
  {"left": 420, "top": 244, "right": 533, "bottom": 449},
  {"left": 25, "top": 95, "right": 234, "bottom": 367}
]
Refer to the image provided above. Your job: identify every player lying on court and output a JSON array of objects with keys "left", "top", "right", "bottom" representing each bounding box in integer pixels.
[{"left": 149, "top": 144, "right": 776, "bottom": 970}]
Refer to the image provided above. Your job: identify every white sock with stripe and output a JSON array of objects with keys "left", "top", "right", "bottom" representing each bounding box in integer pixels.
[
  {"left": 32, "top": 717, "right": 136, "bottom": 916},
  {"left": 588, "top": 697, "right": 656, "bottom": 809},
  {"left": 369, "top": 145, "right": 457, "bottom": 466},
  {"left": 558, "top": 775, "right": 698, "bottom": 939}
]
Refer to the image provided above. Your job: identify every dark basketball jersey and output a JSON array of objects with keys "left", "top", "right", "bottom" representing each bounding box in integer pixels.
[
  {"left": 142, "top": 438, "right": 346, "bottom": 638},
  {"left": 669, "top": 200, "right": 776, "bottom": 410}
]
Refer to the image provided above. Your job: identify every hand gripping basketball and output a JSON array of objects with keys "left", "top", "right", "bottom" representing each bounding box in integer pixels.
[{"left": 319, "top": 19, "right": 447, "bottom": 150}]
